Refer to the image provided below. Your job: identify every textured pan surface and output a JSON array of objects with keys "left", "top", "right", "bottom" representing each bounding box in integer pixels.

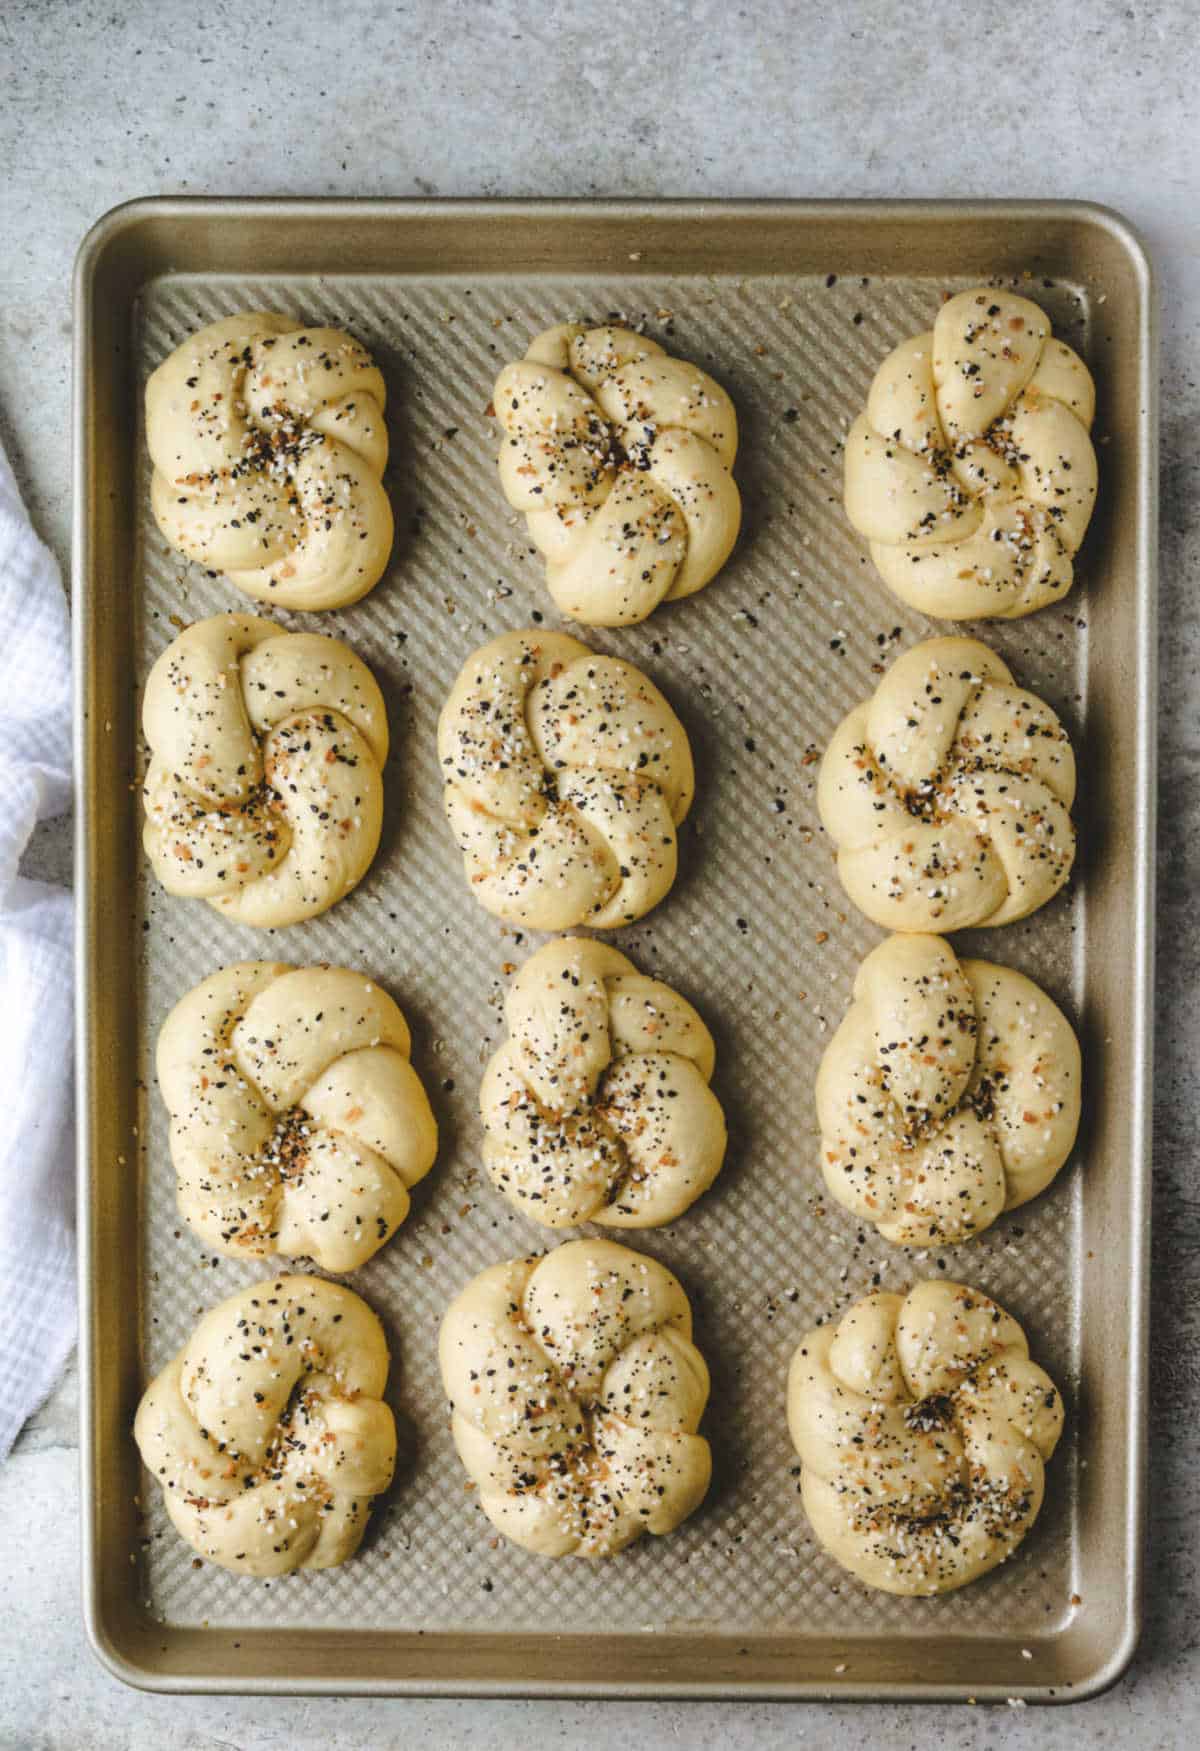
[{"left": 76, "top": 201, "right": 1154, "bottom": 1698}]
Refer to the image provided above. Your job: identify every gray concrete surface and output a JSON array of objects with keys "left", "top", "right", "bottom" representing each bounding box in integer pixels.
[{"left": 1, "top": 0, "right": 1197, "bottom": 1744}]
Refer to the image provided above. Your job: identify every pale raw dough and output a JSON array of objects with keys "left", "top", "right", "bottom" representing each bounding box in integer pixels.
[
  {"left": 439, "top": 1237, "right": 711, "bottom": 1556},
  {"left": 142, "top": 612, "right": 388, "bottom": 927},
  {"left": 787, "top": 1280, "right": 1063, "bottom": 1595},
  {"left": 146, "top": 312, "right": 393, "bottom": 610},
  {"left": 817, "top": 935, "right": 1081, "bottom": 1245},
  {"left": 134, "top": 1274, "right": 396, "bottom": 1576},
  {"left": 158, "top": 963, "right": 438, "bottom": 1271},
  {"left": 817, "top": 635, "right": 1076, "bottom": 930},
  {"left": 494, "top": 324, "right": 740, "bottom": 626},
  {"left": 481, "top": 937, "right": 725, "bottom": 1228},
  {"left": 844, "top": 288, "right": 1097, "bottom": 619},
  {"left": 438, "top": 628, "right": 694, "bottom": 929}
]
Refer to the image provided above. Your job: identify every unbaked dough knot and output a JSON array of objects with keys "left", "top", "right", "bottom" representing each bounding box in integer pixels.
[
  {"left": 787, "top": 1281, "right": 1063, "bottom": 1594},
  {"left": 844, "top": 288, "right": 1097, "bottom": 619},
  {"left": 157, "top": 963, "right": 438, "bottom": 1271},
  {"left": 817, "top": 936, "right": 1081, "bottom": 1245},
  {"left": 817, "top": 636, "right": 1076, "bottom": 931},
  {"left": 134, "top": 1275, "right": 397, "bottom": 1576},
  {"left": 494, "top": 324, "right": 740, "bottom": 625},
  {"left": 147, "top": 312, "right": 393, "bottom": 610},
  {"left": 142, "top": 612, "right": 389, "bottom": 927},
  {"left": 439, "top": 1238, "right": 711, "bottom": 1556},
  {"left": 438, "top": 628, "right": 694, "bottom": 929},
  {"left": 481, "top": 938, "right": 726, "bottom": 1228}
]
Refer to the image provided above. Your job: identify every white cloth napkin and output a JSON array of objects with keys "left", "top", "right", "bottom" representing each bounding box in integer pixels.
[{"left": 0, "top": 438, "right": 74, "bottom": 1458}]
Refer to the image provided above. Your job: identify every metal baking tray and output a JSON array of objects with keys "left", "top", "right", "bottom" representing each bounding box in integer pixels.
[{"left": 73, "top": 199, "right": 1156, "bottom": 1701}]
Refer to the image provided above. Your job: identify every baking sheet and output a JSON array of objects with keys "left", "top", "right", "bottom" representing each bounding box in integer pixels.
[{"left": 74, "top": 200, "right": 1155, "bottom": 1699}]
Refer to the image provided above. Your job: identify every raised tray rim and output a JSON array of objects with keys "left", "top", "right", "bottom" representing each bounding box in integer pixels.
[{"left": 72, "top": 195, "right": 1157, "bottom": 1702}]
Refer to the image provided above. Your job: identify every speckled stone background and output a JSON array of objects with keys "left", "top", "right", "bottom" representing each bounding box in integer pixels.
[{"left": 1, "top": 0, "right": 1196, "bottom": 1745}]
